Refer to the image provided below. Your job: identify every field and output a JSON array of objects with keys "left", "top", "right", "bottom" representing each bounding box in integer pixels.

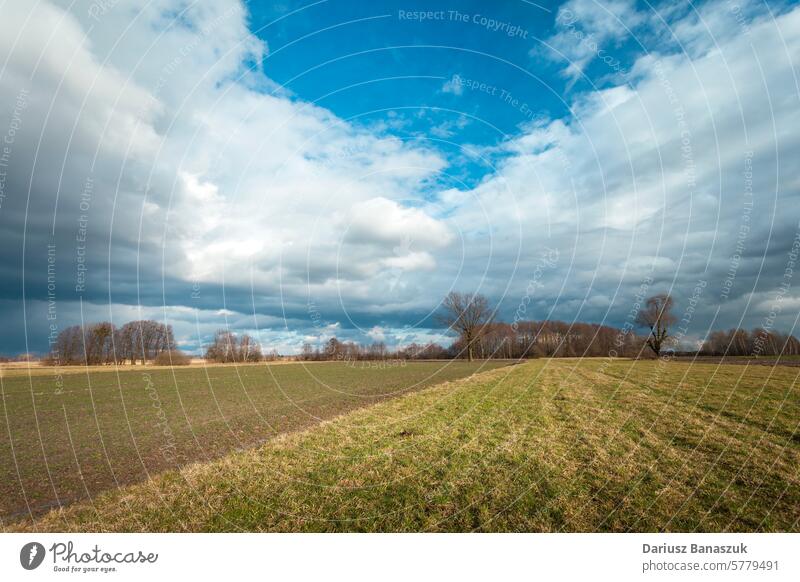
[
  {"left": 0, "top": 360, "right": 508, "bottom": 525},
  {"left": 4, "top": 358, "right": 799, "bottom": 532},
  {"left": 672, "top": 355, "right": 800, "bottom": 367}
]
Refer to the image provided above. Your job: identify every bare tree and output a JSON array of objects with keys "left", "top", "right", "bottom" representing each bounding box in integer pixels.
[
  {"left": 205, "top": 330, "right": 263, "bottom": 363},
  {"left": 238, "top": 334, "right": 263, "bottom": 362},
  {"left": 85, "top": 322, "right": 116, "bottom": 364},
  {"left": 438, "top": 292, "right": 493, "bottom": 361},
  {"left": 113, "top": 320, "right": 174, "bottom": 364},
  {"left": 700, "top": 327, "right": 800, "bottom": 357},
  {"left": 326, "top": 337, "right": 342, "bottom": 359},
  {"left": 50, "top": 325, "right": 84, "bottom": 364},
  {"left": 205, "top": 330, "right": 237, "bottom": 363},
  {"left": 635, "top": 294, "right": 677, "bottom": 357}
]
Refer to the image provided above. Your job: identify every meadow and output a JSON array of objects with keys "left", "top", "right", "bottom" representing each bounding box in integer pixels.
[
  {"left": 0, "top": 360, "right": 507, "bottom": 525},
  {"left": 6, "top": 358, "right": 798, "bottom": 532}
]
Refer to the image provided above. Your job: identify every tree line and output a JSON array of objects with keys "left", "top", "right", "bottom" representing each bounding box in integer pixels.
[
  {"left": 298, "top": 291, "right": 648, "bottom": 362},
  {"left": 298, "top": 320, "right": 646, "bottom": 362},
  {"left": 44, "top": 320, "right": 177, "bottom": 365},
  {"left": 43, "top": 322, "right": 279, "bottom": 365},
  {"left": 36, "top": 292, "right": 800, "bottom": 366},
  {"left": 436, "top": 291, "right": 799, "bottom": 360},
  {"left": 299, "top": 337, "right": 449, "bottom": 362},
  {"left": 204, "top": 330, "right": 278, "bottom": 363},
  {"left": 437, "top": 291, "right": 647, "bottom": 361},
  {"left": 700, "top": 328, "right": 800, "bottom": 356}
]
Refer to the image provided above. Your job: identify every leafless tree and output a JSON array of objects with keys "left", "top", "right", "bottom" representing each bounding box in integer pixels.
[
  {"left": 438, "top": 292, "right": 494, "bottom": 361},
  {"left": 238, "top": 334, "right": 263, "bottom": 362},
  {"left": 700, "top": 327, "right": 800, "bottom": 357},
  {"left": 50, "top": 325, "right": 84, "bottom": 364},
  {"left": 115, "top": 320, "right": 174, "bottom": 364},
  {"left": 326, "top": 337, "right": 342, "bottom": 359},
  {"left": 205, "top": 330, "right": 237, "bottom": 363},
  {"left": 85, "top": 322, "right": 115, "bottom": 364},
  {"left": 205, "top": 330, "right": 263, "bottom": 363},
  {"left": 635, "top": 294, "right": 677, "bottom": 357},
  {"left": 45, "top": 319, "right": 173, "bottom": 365}
]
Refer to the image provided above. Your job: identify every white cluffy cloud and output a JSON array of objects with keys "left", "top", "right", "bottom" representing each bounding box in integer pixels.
[{"left": 0, "top": 0, "right": 450, "bottom": 317}]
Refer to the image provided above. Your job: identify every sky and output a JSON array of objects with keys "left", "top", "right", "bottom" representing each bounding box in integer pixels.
[{"left": 0, "top": 0, "right": 799, "bottom": 355}]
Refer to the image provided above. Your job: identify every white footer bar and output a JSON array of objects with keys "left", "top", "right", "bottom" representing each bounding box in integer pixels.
[{"left": 1, "top": 533, "right": 797, "bottom": 581}]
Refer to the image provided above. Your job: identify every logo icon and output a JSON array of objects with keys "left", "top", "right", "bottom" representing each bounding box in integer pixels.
[{"left": 20, "top": 542, "right": 46, "bottom": 570}]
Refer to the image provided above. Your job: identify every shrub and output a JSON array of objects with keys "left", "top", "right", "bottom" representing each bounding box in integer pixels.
[{"left": 153, "top": 350, "right": 191, "bottom": 366}]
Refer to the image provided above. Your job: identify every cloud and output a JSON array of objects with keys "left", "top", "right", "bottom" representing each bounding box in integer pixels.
[
  {"left": 662, "top": 0, "right": 764, "bottom": 58},
  {"left": 344, "top": 197, "right": 453, "bottom": 247},
  {"left": 0, "top": 0, "right": 450, "bottom": 352},
  {"left": 452, "top": 3, "right": 800, "bottom": 336},
  {"left": 441, "top": 74, "right": 464, "bottom": 96},
  {"left": 429, "top": 115, "right": 471, "bottom": 138},
  {"left": 366, "top": 326, "right": 386, "bottom": 342},
  {"left": 1, "top": 0, "right": 798, "bottom": 356},
  {"left": 546, "top": 0, "right": 645, "bottom": 83}
]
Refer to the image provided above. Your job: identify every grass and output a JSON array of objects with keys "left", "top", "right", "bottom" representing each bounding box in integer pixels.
[
  {"left": 5, "top": 358, "right": 799, "bottom": 532},
  {"left": 0, "top": 359, "right": 509, "bottom": 525}
]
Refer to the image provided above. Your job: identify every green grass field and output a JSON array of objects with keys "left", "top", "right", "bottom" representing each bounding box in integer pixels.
[
  {"left": 0, "top": 360, "right": 508, "bottom": 526},
  {"left": 4, "top": 358, "right": 799, "bottom": 532}
]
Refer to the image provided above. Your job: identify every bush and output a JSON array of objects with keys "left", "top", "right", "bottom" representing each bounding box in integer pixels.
[
  {"left": 153, "top": 350, "right": 191, "bottom": 366},
  {"left": 39, "top": 354, "right": 61, "bottom": 366}
]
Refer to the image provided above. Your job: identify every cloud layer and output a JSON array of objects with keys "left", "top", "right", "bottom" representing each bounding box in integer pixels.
[{"left": 0, "top": 0, "right": 798, "bottom": 354}]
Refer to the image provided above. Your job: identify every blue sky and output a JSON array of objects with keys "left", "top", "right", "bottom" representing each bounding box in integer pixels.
[
  {"left": 1, "top": 0, "right": 799, "bottom": 355},
  {"left": 250, "top": 0, "right": 612, "bottom": 188},
  {"left": 253, "top": 1, "right": 568, "bottom": 141}
]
